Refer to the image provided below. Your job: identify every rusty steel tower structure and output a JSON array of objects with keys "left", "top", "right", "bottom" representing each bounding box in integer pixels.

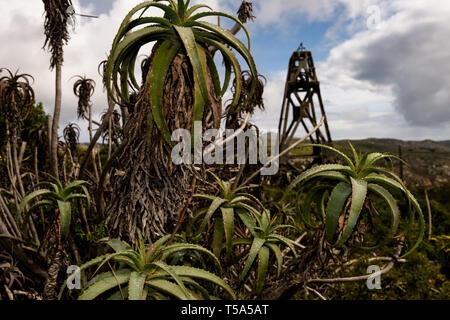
[{"left": 278, "top": 44, "right": 332, "bottom": 157}]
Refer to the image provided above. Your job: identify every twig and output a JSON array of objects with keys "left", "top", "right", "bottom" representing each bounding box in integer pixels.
[
  {"left": 107, "top": 261, "right": 124, "bottom": 300},
  {"left": 343, "top": 256, "right": 407, "bottom": 266},
  {"left": 282, "top": 232, "right": 307, "bottom": 256},
  {"left": 244, "top": 284, "right": 252, "bottom": 293},
  {"left": 0, "top": 234, "right": 25, "bottom": 243},
  {"left": 0, "top": 193, "right": 21, "bottom": 238},
  {"left": 307, "top": 239, "right": 404, "bottom": 285},
  {"left": 4, "top": 285, "right": 14, "bottom": 300},
  {"left": 334, "top": 256, "right": 407, "bottom": 274},
  {"left": 12, "top": 290, "right": 43, "bottom": 300},
  {"left": 305, "top": 286, "right": 327, "bottom": 300}
]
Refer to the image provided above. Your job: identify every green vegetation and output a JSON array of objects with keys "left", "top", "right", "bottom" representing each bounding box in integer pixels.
[
  {"left": 0, "top": 1, "right": 448, "bottom": 301},
  {"left": 67, "top": 235, "right": 234, "bottom": 300},
  {"left": 18, "top": 175, "right": 90, "bottom": 238},
  {"left": 284, "top": 143, "right": 424, "bottom": 257}
]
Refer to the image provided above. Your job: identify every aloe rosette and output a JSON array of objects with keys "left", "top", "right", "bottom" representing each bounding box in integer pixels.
[
  {"left": 282, "top": 142, "right": 425, "bottom": 258},
  {"left": 105, "top": 0, "right": 258, "bottom": 146},
  {"left": 192, "top": 172, "right": 263, "bottom": 259},
  {"left": 18, "top": 174, "right": 90, "bottom": 238},
  {"left": 64, "top": 235, "right": 235, "bottom": 300},
  {"left": 233, "top": 210, "right": 297, "bottom": 295}
]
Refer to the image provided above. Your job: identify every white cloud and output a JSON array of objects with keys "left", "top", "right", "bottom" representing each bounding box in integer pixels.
[
  {"left": 0, "top": 0, "right": 232, "bottom": 142},
  {"left": 1, "top": 0, "right": 449, "bottom": 143},
  {"left": 252, "top": 0, "right": 450, "bottom": 141}
]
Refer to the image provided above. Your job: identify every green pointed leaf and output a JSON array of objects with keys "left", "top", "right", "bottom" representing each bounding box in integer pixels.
[
  {"left": 335, "top": 178, "right": 368, "bottom": 247},
  {"left": 196, "top": 35, "right": 243, "bottom": 110},
  {"left": 296, "top": 184, "right": 329, "bottom": 229},
  {"left": 213, "top": 218, "right": 224, "bottom": 258},
  {"left": 180, "top": 277, "right": 210, "bottom": 300},
  {"left": 188, "top": 12, "right": 251, "bottom": 49},
  {"left": 146, "top": 279, "right": 190, "bottom": 300},
  {"left": 106, "top": 26, "right": 173, "bottom": 104},
  {"left": 185, "top": 4, "right": 213, "bottom": 18},
  {"left": 220, "top": 207, "right": 234, "bottom": 259},
  {"left": 106, "top": 239, "right": 132, "bottom": 253},
  {"left": 267, "top": 234, "right": 297, "bottom": 258},
  {"left": 160, "top": 243, "right": 221, "bottom": 272},
  {"left": 283, "top": 164, "right": 354, "bottom": 201},
  {"left": 128, "top": 271, "right": 147, "bottom": 300},
  {"left": 401, "top": 190, "right": 425, "bottom": 258},
  {"left": 61, "top": 180, "right": 88, "bottom": 199},
  {"left": 147, "top": 40, "right": 181, "bottom": 146},
  {"left": 240, "top": 237, "right": 266, "bottom": 280},
  {"left": 78, "top": 270, "right": 131, "bottom": 300},
  {"left": 151, "top": 262, "right": 192, "bottom": 299},
  {"left": 266, "top": 243, "right": 283, "bottom": 278},
  {"left": 58, "top": 200, "right": 72, "bottom": 238},
  {"left": 237, "top": 211, "right": 257, "bottom": 237},
  {"left": 326, "top": 182, "right": 351, "bottom": 243},
  {"left": 348, "top": 141, "right": 359, "bottom": 165},
  {"left": 197, "top": 197, "right": 227, "bottom": 234},
  {"left": 112, "top": 2, "right": 179, "bottom": 49},
  {"left": 364, "top": 183, "right": 399, "bottom": 250},
  {"left": 255, "top": 246, "right": 269, "bottom": 295},
  {"left": 167, "top": 265, "right": 235, "bottom": 299},
  {"left": 174, "top": 25, "right": 210, "bottom": 116},
  {"left": 18, "top": 189, "right": 54, "bottom": 217},
  {"left": 232, "top": 238, "right": 252, "bottom": 246}
]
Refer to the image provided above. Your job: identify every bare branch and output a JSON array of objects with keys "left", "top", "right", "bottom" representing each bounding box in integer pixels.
[
  {"left": 305, "top": 286, "right": 327, "bottom": 300},
  {"left": 282, "top": 232, "right": 307, "bottom": 256},
  {"left": 307, "top": 240, "right": 404, "bottom": 285}
]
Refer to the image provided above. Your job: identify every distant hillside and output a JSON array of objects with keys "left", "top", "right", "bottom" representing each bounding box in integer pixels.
[{"left": 334, "top": 138, "right": 450, "bottom": 155}]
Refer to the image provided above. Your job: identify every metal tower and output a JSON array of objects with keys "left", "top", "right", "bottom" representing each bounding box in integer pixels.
[{"left": 278, "top": 44, "right": 332, "bottom": 158}]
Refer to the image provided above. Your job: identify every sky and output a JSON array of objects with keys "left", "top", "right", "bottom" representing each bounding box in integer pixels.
[{"left": 1, "top": 0, "right": 449, "bottom": 142}]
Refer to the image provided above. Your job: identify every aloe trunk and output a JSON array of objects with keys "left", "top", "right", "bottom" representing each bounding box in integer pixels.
[
  {"left": 42, "top": 224, "right": 63, "bottom": 300},
  {"left": 106, "top": 52, "right": 199, "bottom": 243},
  {"left": 51, "top": 62, "right": 61, "bottom": 177}
]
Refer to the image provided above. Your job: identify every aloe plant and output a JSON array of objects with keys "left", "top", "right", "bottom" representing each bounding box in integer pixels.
[
  {"left": 192, "top": 172, "right": 263, "bottom": 258},
  {"left": 0, "top": 69, "right": 34, "bottom": 125},
  {"left": 233, "top": 210, "right": 297, "bottom": 295},
  {"left": 18, "top": 174, "right": 90, "bottom": 238},
  {"left": 105, "top": 0, "right": 258, "bottom": 145},
  {"left": 70, "top": 235, "right": 235, "bottom": 300},
  {"left": 283, "top": 143, "right": 425, "bottom": 258},
  {"left": 42, "top": 0, "right": 74, "bottom": 177},
  {"left": 0, "top": 69, "right": 35, "bottom": 202},
  {"left": 72, "top": 75, "right": 95, "bottom": 120}
]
